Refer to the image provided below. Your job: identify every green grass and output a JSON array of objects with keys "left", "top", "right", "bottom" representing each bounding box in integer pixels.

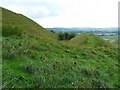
[
  {"left": 2, "top": 35, "right": 119, "bottom": 88},
  {"left": 1, "top": 7, "right": 119, "bottom": 88},
  {"left": 1, "top": 7, "right": 57, "bottom": 41},
  {"left": 68, "top": 33, "right": 116, "bottom": 48}
]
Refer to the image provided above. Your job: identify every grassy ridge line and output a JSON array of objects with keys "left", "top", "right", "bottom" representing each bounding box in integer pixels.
[
  {"left": 68, "top": 33, "right": 116, "bottom": 47},
  {"left": 1, "top": 7, "right": 57, "bottom": 41}
]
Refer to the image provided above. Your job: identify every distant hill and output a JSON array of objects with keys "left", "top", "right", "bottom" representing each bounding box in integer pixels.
[
  {"left": 69, "top": 33, "right": 114, "bottom": 47},
  {"left": 1, "top": 7, "right": 57, "bottom": 40}
]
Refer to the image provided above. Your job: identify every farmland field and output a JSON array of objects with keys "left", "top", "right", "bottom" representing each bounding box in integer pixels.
[{"left": 101, "top": 35, "right": 118, "bottom": 42}]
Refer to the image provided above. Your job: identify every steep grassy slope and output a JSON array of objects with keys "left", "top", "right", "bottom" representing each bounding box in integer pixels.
[
  {"left": 2, "top": 35, "right": 119, "bottom": 88},
  {"left": 1, "top": 7, "right": 57, "bottom": 41},
  {"left": 69, "top": 33, "right": 115, "bottom": 47},
  {"left": 1, "top": 7, "right": 119, "bottom": 88}
]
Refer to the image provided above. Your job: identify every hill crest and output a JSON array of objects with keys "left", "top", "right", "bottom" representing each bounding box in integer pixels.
[
  {"left": 69, "top": 33, "right": 114, "bottom": 47},
  {"left": 1, "top": 7, "right": 57, "bottom": 40}
]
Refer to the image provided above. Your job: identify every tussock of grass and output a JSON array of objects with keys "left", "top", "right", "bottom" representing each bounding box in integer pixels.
[{"left": 22, "top": 61, "right": 39, "bottom": 74}]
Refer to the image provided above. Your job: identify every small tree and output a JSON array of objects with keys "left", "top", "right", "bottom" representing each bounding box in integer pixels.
[
  {"left": 58, "top": 32, "right": 64, "bottom": 40},
  {"left": 67, "top": 32, "right": 76, "bottom": 40},
  {"left": 58, "top": 32, "right": 76, "bottom": 40},
  {"left": 50, "top": 30, "right": 55, "bottom": 33}
]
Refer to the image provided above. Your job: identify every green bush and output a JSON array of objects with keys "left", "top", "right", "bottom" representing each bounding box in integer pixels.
[
  {"left": 50, "top": 30, "right": 55, "bottom": 33},
  {"left": 2, "top": 25, "right": 24, "bottom": 37},
  {"left": 58, "top": 32, "right": 76, "bottom": 40}
]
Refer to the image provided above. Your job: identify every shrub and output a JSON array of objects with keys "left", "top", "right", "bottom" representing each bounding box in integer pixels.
[
  {"left": 50, "top": 30, "right": 55, "bottom": 33},
  {"left": 58, "top": 32, "right": 64, "bottom": 40},
  {"left": 2, "top": 25, "right": 24, "bottom": 37},
  {"left": 58, "top": 32, "right": 76, "bottom": 40},
  {"left": 67, "top": 32, "right": 76, "bottom": 40}
]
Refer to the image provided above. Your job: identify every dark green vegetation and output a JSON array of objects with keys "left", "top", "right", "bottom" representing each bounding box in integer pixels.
[
  {"left": 1, "top": 7, "right": 119, "bottom": 88},
  {"left": 2, "top": 25, "right": 23, "bottom": 37},
  {"left": 58, "top": 32, "right": 76, "bottom": 40}
]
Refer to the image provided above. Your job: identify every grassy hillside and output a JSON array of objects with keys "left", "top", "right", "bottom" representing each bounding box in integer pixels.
[
  {"left": 1, "top": 7, "right": 57, "bottom": 41},
  {"left": 2, "top": 7, "right": 119, "bottom": 88},
  {"left": 69, "top": 33, "right": 115, "bottom": 47},
  {"left": 2, "top": 35, "right": 119, "bottom": 88}
]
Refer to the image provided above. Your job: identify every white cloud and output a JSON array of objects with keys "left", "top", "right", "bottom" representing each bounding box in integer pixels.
[
  {"left": 0, "top": 0, "right": 61, "bottom": 19},
  {"left": 0, "top": 0, "right": 119, "bottom": 28},
  {"left": 25, "top": 6, "right": 58, "bottom": 19}
]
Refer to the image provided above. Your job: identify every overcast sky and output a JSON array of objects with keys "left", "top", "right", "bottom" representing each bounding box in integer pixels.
[{"left": 0, "top": 0, "right": 119, "bottom": 28}]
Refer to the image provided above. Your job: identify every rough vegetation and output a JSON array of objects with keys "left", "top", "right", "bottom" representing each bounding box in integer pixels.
[
  {"left": 58, "top": 32, "right": 76, "bottom": 40},
  {"left": 2, "top": 25, "right": 24, "bottom": 37},
  {"left": 1, "top": 7, "right": 119, "bottom": 88}
]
